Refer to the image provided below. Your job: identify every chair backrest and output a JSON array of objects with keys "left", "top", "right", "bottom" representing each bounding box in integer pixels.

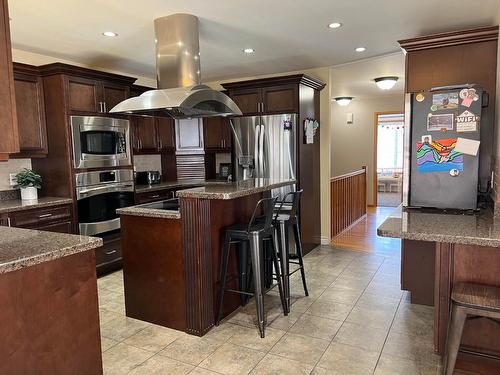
[
  {"left": 247, "top": 196, "right": 278, "bottom": 233},
  {"left": 275, "top": 189, "right": 303, "bottom": 221}
]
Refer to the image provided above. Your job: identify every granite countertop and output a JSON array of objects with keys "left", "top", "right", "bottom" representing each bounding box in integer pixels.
[
  {"left": 117, "top": 206, "right": 180, "bottom": 219},
  {"left": 135, "top": 180, "right": 224, "bottom": 194},
  {"left": 0, "top": 226, "right": 102, "bottom": 274},
  {"left": 0, "top": 197, "right": 73, "bottom": 214},
  {"left": 377, "top": 205, "right": 500, "bottom": 247},
  {"left": 176, "top": 178, "right": 296, "bottom": 200}
]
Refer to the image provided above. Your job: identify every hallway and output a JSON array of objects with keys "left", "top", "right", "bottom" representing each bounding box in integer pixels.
[{"left": 331, "top": 206, "right": 401, "bottom": 257}]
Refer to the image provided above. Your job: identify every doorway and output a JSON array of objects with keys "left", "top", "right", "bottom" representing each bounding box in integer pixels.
[{"left": 374, "top": 112, "right": 404, "bottom": 207}]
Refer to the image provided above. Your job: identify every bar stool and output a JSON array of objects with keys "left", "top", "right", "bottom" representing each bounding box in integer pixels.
[
  {"left": 274, "top": 190, "right": 308, "bottom": 313},
  {"left": 443, "top": 282, "right": 500, "bottom": 375},
  {"left": 215, "top": 197, "right": 286, "bottom": 338}
]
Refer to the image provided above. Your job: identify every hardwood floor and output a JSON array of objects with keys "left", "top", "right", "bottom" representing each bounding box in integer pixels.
[{"left": 331, "top": 206, "right": 401, "bottom": 257}]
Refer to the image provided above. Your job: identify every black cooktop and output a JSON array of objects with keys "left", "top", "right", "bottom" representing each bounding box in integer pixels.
[{"left": 140, "top": 198, "right": 179, "bottom": 211}]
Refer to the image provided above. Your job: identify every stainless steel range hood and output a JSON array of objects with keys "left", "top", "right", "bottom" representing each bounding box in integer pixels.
[{"left": 110, "top": 14, "right": 242, "bottom": 119}]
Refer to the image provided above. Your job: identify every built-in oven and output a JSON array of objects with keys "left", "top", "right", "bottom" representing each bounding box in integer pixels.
[
  {"left": 71, "top": 116, "right": 131, "bottom": 169},
  {"left": 76, "top": 169, "right": 135, "bottom": 236}
]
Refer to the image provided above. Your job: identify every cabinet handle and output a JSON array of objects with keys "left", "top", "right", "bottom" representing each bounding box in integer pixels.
[
  {"left": 150, "top": 194, "right": 160, "bottom": 198},
  {"left": 103, "top": 102, "right": 107, "bottom": 112},
  {"left": 7, "top": 217, "right": 11, "bottom": 227},
  {"left": 38, "top": 213, "right": 53, "bottom": 218},
  {"left": 98, "top": 101, "right": 103, "bottom": 112},
  {"left": 105, "top": 250, "right": 117, "bottom": 255},
  {"left": 261, "top": 102, "right": 264, "bottom": 113}
]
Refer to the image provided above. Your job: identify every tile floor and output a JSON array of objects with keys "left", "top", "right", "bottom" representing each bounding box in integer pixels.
[{"left": 98, "top": 245, "right": 443, "bottom": 375}]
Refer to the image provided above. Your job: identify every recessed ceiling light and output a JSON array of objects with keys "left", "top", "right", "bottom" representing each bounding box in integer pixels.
[
  {"left": 102, "top": 31, "right": 118, "bottom": 37},
  {"left": 355, "top": 47, "right": 366, "bottom": 52},
  {"left": 243, "top": 48, "right": 255, "bottom": 54},
  {"left": 374, "top": 76, "right": 399, "bottom": 90},
  {"left": 328, "top": 22, "right": 342, "bottom": 29},
  {"left": 334, "top": 97, "right": 353, "bottom": 106}
]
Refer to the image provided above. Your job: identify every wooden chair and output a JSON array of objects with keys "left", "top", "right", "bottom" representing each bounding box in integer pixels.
[{"left": 443, "top": 283, "right": 500, "bottom": 375}]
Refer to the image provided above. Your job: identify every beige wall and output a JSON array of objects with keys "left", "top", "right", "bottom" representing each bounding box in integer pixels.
[{"left": 330, "top": 95, "right": 404, "bottom": 206}]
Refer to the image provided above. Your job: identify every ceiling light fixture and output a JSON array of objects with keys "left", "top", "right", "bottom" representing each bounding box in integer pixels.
[
  {"left": 102, "top": 31, "right": 118, "bottom": 37},
  {"left": 334, "top": 97, "right": 353, "bottom": 106},
  {"left": 355, "top": 47, "right": 366, "bottom": 52},
  {"left": 328, "top": 22, "right": 342, "bottom": 29},
  {"left": 243, "top": 48, "right": 255, "bottom": 54},
  {"left": 374, "top": 76, "right": 399, "bottom": 90}
]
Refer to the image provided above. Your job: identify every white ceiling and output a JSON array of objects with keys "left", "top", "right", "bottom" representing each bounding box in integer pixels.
[{"left": 8, "top": 0, "right": 500, "bottom": 82}]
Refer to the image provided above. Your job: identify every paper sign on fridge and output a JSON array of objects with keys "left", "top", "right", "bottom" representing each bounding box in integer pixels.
[{"left": 416, "top": 138, "right": 463, "bottom": 173}]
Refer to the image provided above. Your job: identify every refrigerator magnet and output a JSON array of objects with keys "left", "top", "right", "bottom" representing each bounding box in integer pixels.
[
  {"left": 415, "top": 93, "right": 425, "bottom": 102},
  {"left": 432, "top": 92, "right": 459, "bottom": 110},
  {"left": 456, "top": 110, "right": 479, "bottom": 133},
  {"left": 421, "top": 135, "right": 432, "bottom": 144},
  {"left": 459, "top": 88, "right": 479, "bottom": 108},
  {"left": 427, "top": 113, "right": 454, "bottom": 131}
]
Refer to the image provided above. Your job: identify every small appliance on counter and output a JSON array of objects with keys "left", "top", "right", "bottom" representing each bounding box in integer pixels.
[{"left": 135, "top": 171, "right": 161, "bottom": 185}]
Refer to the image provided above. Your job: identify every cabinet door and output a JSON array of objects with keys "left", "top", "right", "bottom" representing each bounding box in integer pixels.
[
  {"left": 13, "top": 73, "right": 48, "bottom": 157},
  {"left": 133, "top": 117, "right": 158, "bottom": 152},
  {"left": 0, "top": 0, "right": 19, "bottom": 159},
  {"left": 102, "top": 82, "right": 129, "bottom": 113},
  {"left": 221, "top": 118, "right": 232, "bottom": 150},
  {"left": 66, "top": 76, "right": 100, "bottom": 113},
  {"left": 203, "top": 117, "right": 224, "bottom": 150},
  {"left": 261, "top": 84, "right": 298, "bottom": 114},
  {"left": 175, "top": 118, "right": 204, "bottom": 152},
  {"left": 156, "top": 117, "right": 175, "bottom": 151},
  {"left": 31, "top": 220, "right": 74, "bottom": 234},
  {"left": 228, "top": 88, "right": 261, "bottom": 116}
]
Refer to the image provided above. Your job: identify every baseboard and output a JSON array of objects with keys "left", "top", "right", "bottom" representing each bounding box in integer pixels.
[
  {"left": 320, "top": 236, "right": 330, "bottom": 245},
  {"left": 330, "top": 213, "right": 367, "bottom": 242}
]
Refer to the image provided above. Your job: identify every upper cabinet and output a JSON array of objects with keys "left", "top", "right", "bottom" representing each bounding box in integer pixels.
[
  {"left": 224, "top": 80, "right": 299, "bottom": 116},
  {"left": 0, "top": 0, "right": 19, "bottom": 159},
  {"left": 11, "top": 64, "right": 48, "bottom": 158},
  {"left": 203, "top": 117, "right": 231, "bottom": 151},
  {"left": 156, "top": 117, "right": 175, "bottom": 151}
]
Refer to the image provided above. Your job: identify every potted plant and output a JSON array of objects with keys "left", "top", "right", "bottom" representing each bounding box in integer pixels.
[{"left": 15, "top": 169, "right": 42, "bottom": 201}]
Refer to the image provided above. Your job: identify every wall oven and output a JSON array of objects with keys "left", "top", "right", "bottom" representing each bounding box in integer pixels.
[
  {"left": 76, "top": 169, "right": 134, "bottom": 236},
  {"left": 71, "top": 116, "right": 131, "bottom": 169}
]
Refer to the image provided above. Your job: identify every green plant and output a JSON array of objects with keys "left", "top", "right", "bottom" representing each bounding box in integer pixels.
[{"left": 15, "top": 169, "right": 42, "bottom": 189}]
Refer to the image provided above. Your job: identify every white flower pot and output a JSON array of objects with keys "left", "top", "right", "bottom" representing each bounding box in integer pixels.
[{"left": 20, "top": 186, "right": 38, "bottom": 201}]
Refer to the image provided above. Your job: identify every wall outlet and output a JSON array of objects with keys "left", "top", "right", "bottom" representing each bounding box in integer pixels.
[{"left": 9, "top": 173, "right": 17, "bottom": 187}]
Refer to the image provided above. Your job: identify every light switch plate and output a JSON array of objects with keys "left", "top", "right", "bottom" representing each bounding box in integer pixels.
[{"left": 9, "top": 173, "right": 17, "bottom": 187}]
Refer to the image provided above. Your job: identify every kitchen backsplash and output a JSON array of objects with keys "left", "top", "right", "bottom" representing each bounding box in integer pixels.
[
  {"left": 215, "top": 153, "right": 231, "bottom": 173},
  {"left": 0, "top": 158, "right": 32, "bottom": 191},
  {"left": 133, "top": 155, "right": 162, "bottom": 173}
]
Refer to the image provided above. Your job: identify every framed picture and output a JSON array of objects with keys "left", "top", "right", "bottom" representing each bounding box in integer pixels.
[{"left": 219, "top": 163, "right": 231, "bottom": 179}]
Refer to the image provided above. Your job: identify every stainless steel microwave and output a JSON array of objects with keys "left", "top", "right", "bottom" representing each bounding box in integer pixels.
[{"left": 70, "top": 116, "right": 131, "bottom": 169}]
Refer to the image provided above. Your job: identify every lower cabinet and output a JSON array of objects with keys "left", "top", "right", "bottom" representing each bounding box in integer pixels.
[
  {"left": 96, "top": 231, "right": 122, "bottom": 276},
  {"left": 135, "top": 189, "right": 174, "bottom": 204},
  {"left": 7, "top": 203, "right": 74, "bottom": 233}
]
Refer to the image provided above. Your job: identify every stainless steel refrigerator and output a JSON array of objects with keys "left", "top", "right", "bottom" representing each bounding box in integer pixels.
[
  {"left": 230, "top": 114, "right": 297, "bottom": 199},
  {"left": 403, "top": 85, "right": 485, "bottom": 210}
]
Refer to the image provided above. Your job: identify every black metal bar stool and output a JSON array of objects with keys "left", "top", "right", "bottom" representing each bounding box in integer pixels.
[
  {"left": 274, "top": 190, "right": 308, "bottom": 314},
  {"left": 215, "top": 197, "right": 286, "bottom": 338},
  {"left": 443, "top": 282, "right": 500, "bottom": 375}
]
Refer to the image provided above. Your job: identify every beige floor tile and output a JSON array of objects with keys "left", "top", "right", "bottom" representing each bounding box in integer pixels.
[
  {"left": 374, "top": 353, "right": 440, "bottom": 375},
  {"left": 228, "top": 324, "right": 286, "bottom": 352},
  {"left": 317, "top": 286, "right": 362, "bottom": 305},
  {"left": 269, "top": 310, "right": 302, "bottom": 330},
  {"left": 365, "top": 282, "right": 403, "bottom": 299},
  {"left": 250, "top": 353, "right": 314, "bottom": 374},
  {"left": 159, "top": 335, "right": 224, "bottom": 365},
  {"left": 355, "top": 293, "right": 400, "bottom": 311},
  {"left": 306, "top": 300, "right": 352, "bottom": 321},
  {"left": 382, "top": 331, "right": 440, "bottom": 365},
  {"left": 189, "top": 368, "right": 223, "bottom": 375},
  {"left": 101, "top": 337, "right": 119, "bottom": 352},
  {"left": 102, "top": 343, "right": 153, "bottom": 375},
  {"left": 346, "top": 305, "right": 396, "bottom": 330},
  {"left": 123, "top": 324, "right": 184, "bottom": 352},
  {"left": 316, "top": 342, "right": 379, "bottom": 375},
  {"left": 205, "top": 322, "right": 242, "bottom": 342},
  {"left": 199, "top": 342, "right": 266, "bottom": 375},
  {"left": 331, "top": 276, "right": 370, "bottom": 290},
  {"left": 289, "top": 313, "right": 342, "bottom": 340},
  {"left": 98, "top": 308, "right": 122, "bottom": 326},
  {"left": 127, "top": 354, "right": 194, "bottom": 375},
  {"left": 100, "top": 316, "right": 150, "bottom": 341},
  {"left": 288, "top": 296, "right": 315, "bottom": 313},
  {"left": 269, "top": 332, "right": 329, "bottom": 365},
  {"left": 391, "top": 303, "right": 434, "bottom": 340},
  {"left": 100, "top": 292, "right": 126, "bottom": 314},
  {"left": 333, "top": 321, "right": 388, "bottom": 352}
]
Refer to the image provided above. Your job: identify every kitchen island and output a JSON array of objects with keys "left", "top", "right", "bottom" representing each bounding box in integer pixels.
[
  {"left": 118, "top": 178, "right": 294, "bottom": 336},
  {"left": 378, "top": 206, "right": 500, "bottom": 371},
  {"left": 0, "top": 226, "right": 103, "bottom": 374}
]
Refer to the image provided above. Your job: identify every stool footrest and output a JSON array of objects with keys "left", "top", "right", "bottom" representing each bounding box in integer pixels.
[{"left": 225, "top": 289, "right": 254, "bottom": 296}]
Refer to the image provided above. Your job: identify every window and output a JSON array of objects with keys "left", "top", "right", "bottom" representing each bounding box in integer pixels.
[{"left": 377, "top": 113, "right": 404, "bottom": 175}]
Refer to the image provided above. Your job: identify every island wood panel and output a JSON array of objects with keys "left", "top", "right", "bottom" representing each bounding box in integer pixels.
[
  {"left": 0, "top": 251, "right": 102, "bottom": 375},
  {"left": 401, "top": 239, "right": 435, "bottom": 306},
  {"left": 330, "top": 168, "right": 367, "bottom": 239},
  {"left": 121, "top": 215, "right": 186, "bottom": 331},
  {"left": 180, "top": 193, "right": 262, "bottom": 336},
  {"left": 435, "top": 243, "right": 500, "bottom": 373}
]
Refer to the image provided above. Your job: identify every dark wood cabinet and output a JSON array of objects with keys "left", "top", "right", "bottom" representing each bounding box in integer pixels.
[
  {"left": 6, "top": 204, "right": 74, "bottom": 234},
  {"left": 135, "top": 189, "right": 174, "bottom": 204},
  {"left": 203, "top": 117, "right": 231, "bottom": 151},
  {"left": 226, "top": 83, "right": 298, "bottom": 116},
  {"left": 0, "top": 0, "right": 19, "bottom": 160},
  {"left": 156, "top": 118, "right": 176, "bottom": 151},
  {"left": 0, "top": 213, "right": 8, "bottom": 226},
  {"left": 102, "top": 82, "right": 129, "bottom": 112},
  {"left": 11, "top": 64, "right": 48, "bottom": 158},
  {"left": 133, "top": 116, "right": 157, "bottom": 152}
]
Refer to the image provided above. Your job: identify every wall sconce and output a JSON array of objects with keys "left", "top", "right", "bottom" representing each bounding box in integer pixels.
[
  {"left": 374, "top": 76, "right": 398, "bottom": 90},
  {"left": 334, "top": 97, "right": 353, "bottom": 106}
]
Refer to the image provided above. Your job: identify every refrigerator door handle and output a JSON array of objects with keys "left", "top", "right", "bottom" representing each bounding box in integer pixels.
[
  {"left": 254, "top": 123, "right": 260, "bottom": 177},
  {"left": 259, "top": 124, "right": 265, "bottom": 178}
]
